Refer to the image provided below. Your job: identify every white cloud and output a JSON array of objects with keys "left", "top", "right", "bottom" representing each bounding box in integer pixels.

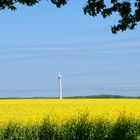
[
  {"left": 0, "top": 45, "right": 80, "bottom": 54},
  {"left": 0, "top": 38, "right": 140, "bottom": 55}
]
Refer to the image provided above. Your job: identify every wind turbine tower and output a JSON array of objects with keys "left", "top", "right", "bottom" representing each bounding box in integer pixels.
[{"left": 58, "top": 73, "right": 63, "bottom": 99}]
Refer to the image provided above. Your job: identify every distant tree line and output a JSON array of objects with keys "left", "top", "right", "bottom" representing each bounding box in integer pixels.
[
  {"left": 0, "top": 94, "right": 139, "bottom": 99},
  {"left": 64, "top": 94, "right": 140, "bottom": 99}
]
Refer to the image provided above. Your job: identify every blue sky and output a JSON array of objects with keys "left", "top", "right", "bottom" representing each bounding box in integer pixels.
[{"left": 0, "top": 1, "right": 140, "bottom": 97}]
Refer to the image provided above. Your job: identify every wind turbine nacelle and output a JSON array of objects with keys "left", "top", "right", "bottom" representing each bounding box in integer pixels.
[{"left": 58, "top": 73, "right": 63, "bottom": 80}]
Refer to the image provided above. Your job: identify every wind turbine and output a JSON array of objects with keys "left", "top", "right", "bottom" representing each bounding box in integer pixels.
[{"left": 58, "top": 73, "right": 63, "bottom": 99}]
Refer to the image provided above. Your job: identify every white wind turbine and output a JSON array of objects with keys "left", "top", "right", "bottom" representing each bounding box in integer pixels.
[{"left": 58, "top": 73, "right": 63, "bottom": 99}]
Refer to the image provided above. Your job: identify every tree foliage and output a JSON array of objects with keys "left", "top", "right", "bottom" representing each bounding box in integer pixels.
[
  {"left": 83, "top": 0, "right": 140, "bottom": 33},
  {"left": 0, "top": 0, "right": 140, "bottom": 34}
]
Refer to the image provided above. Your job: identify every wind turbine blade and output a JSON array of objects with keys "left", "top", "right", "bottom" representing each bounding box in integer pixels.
[{"left": 57, "top": 77, "right": 60, "bottom": 82}]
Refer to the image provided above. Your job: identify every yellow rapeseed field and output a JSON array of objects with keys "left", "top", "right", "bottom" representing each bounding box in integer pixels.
[{"left": 0, "top": 99, "right": 139, "bottom": 125}]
